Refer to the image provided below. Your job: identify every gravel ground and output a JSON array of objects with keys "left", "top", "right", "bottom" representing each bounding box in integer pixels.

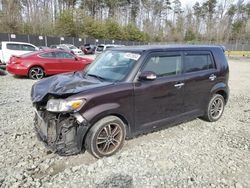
[{"left": 0, "top": 57, "right": 250, "bottom": 188}]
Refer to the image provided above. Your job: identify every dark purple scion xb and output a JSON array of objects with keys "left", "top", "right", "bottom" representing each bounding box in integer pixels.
[{"left": 31, "top": 45, "right": 229, "bottom": 158}]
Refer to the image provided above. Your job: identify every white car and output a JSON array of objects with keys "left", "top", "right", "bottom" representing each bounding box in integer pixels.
[
  {"left": 95, "top": 44, "right": 122, "bottom": 55},
  {"left": 0, "top": 41, "right": 38, "bottom": 67},
  {"left": 58, "top": 44, "right": 83, "bottom": 56}
]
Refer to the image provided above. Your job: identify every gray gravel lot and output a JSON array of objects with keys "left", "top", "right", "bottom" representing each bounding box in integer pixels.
[{"left": 0, "top": 57, "right": 250, "bottom": 188}]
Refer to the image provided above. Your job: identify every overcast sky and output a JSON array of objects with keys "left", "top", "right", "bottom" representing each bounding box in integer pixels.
[{"left": 180, "top": 0, "right": 201, "bottom": 7}]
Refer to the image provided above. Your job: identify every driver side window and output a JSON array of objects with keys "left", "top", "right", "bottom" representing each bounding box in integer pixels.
[{"left": 143, "top": 54, "right": 182, "bottom": 77}]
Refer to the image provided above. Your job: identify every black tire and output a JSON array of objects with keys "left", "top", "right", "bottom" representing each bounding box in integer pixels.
[
  {"left": 85, "top": 116, "right": 126, "bottom": 158},
  {"left": 203, "top": 94, "right": 225, "bottom": 122},
  {"left": 28, "top": 66, "right": 44, "bottom": 80}
]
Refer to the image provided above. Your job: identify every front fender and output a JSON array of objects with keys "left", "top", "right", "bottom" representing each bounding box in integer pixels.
[
  {"left": 78, "top": 103, "right": 130, "bottom": 148},
  {"left": 81, "top": 103, "right": 121, "bottom": 126}
]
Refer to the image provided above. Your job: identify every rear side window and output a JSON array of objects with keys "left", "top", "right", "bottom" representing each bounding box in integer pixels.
[
  {"left": 184, "top": 53, "right": 214, "bottom": 73},
  {"left": 55, "top": 51, "right": 74, "bottom": 59},
  {"left": 143, "top": 54, "right": 182, "bottom": 77},
  {"left": 39, "top": 52, "right": 55, "bottom": 58},
  {"left": 7, "top": 44, "right": 21, "bottom": 50},
  {"left": 0, "top": 43, "right": 2, "bottom": 50},
  {"left": 22, "top": 44, "right": 36, "bottom": 51}
]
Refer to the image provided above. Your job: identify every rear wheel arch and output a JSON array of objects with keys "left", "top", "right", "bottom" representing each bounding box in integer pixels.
[
  {"left": 28, "top": 65, "right": 45, "bottom": 74},
  {"left": 210, "top": 82, "right": 229, "bottom": 104},
  {"left": 215, "top": 90, "right": 228, "bottom": 104}
]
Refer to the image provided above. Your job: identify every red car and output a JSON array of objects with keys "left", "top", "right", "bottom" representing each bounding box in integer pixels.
[{"left": 6, "top": 49, "right": 93, "bottom": 79}]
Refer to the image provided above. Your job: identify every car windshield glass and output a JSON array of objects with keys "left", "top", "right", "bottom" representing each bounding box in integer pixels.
[{"left": 84, "top": 50, "right": 141, "bottom": 82}]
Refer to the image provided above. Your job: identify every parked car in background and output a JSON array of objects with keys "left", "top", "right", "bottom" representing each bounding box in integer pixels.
[
  {"left": 80, "top": 44, "right": 96, "bottom": 54},
  {"left": 49, "top": 45, "right": 60, "bottom": 49},
  {"left": 0, "top": 41, "right": 38, "bottom": 68},
  {"left": 58, "top": 44, "right": 83, "bottom": 56},
  {"left": 95, "top": 44, "right": 122, "bottom": 55},
  {"left": 7, "top": 49, "right": 93, "bottom": 79},
  {"left": 31, "top": 45, "right": 229, "bottom": 158},
  {"left": 95, "top": 44, "right": 113, "bottom": 54},
  {"left": 38, "top": 46, "right": 50, "bottom": 50}
]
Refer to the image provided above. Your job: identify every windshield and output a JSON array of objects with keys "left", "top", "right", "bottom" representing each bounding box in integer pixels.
[{"left": 84, "top": 50, "right": 141, "bottom": 82}]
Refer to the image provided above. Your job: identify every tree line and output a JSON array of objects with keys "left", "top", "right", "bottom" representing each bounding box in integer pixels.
[{"left": 0, "top": 0, "right": 249, "bottom": 43}]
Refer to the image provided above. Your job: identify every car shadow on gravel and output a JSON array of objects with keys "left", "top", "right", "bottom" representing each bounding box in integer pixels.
[{"left": 32, "top": 152, "right": 97, "bottom": 179}]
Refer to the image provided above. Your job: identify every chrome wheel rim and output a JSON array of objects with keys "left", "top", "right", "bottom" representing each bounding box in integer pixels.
[
  {"left": 96, "top": 123, "right": 123, "bottom": 155},
  {"left": 30, "top": 68, "right": 43, "bottom": 79},
  {"left": 210, "top": 98, "right": 223, "bottom": 119}
]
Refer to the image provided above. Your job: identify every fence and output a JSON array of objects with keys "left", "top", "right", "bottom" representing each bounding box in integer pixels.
[
  {"left": 1, "top": 33, "right": 250, "bottom": 51},
  {"left": 0, "top": 33, "right": 147, "bottom": 47}
]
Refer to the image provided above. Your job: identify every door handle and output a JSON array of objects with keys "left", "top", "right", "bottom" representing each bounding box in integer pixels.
[
  {"left": 209, "top": 74, "right": 216, "bottom": 81},
  {"left": 174, "top": 83, "right": 184, "bottom": 88}
]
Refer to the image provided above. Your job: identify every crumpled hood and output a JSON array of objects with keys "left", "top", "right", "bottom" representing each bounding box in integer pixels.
[{"left": 31, "top": 72, "right": 111, "bottom": 103}]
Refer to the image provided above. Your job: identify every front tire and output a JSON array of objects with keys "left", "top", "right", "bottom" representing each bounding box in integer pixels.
[
  {"left": 85, "top": 116, "right": 126, "bottom": 158},
  {"left": 203, "top": 94, "right": 225, "bottom": 122},
  {"left": 28, "top": 66, "right": 44, "bottom": 80}
]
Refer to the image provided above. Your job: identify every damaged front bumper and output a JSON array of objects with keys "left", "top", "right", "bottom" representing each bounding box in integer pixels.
[{"left": 34, "top": 109, "right": 89, "bottom": 156}]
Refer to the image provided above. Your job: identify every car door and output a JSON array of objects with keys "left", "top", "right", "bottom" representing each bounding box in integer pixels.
[
  {"left": 133, "top": 51, "right": 184, "bottom": 132},
  {"left": 38, "top": 52, "right": 57, "bottom": 75},
  {"left": 182, "top": 51, "right": 218, "bottom": 114},
  {"left": 54, "top": 51, "right": 78, "bottom": 73}
]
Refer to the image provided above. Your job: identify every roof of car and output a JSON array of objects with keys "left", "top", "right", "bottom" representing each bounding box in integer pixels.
[
  {"left": 41, "top": 48, "right": 71, "bottom": 52},
  {"left": 111, "top": 44, "right": 224, "bottom": 52},
  {"left": 1, "top": 41, "right": 36, "bottom": 45},
  {"left": 60, "top": 44, "right": 75, "bottom": 46},
  {"left": 97, "top": 44, "right": 118, "bottom": 47}
]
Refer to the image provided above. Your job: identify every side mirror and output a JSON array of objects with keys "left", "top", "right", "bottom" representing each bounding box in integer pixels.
[
  {"left": 139, "top": 71, "right": 157, "bottom": 81},
  {"left": 75, "top": 56, "right": 79, "bottom": 61}
]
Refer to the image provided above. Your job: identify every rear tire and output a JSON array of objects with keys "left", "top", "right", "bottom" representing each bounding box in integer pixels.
[
  {"left": 28, "top": 66, "right": 44, "bottom": 80},
  {"left": 202, "top": 94, "right": 225, "bottom": 122},
  {"left": 85, "top": 116, "right": 126, "bottom": 158}
]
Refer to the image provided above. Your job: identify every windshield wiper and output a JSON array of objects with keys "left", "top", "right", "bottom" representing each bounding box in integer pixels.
[{"left": 86, "top": 73, "right": 106, "bottom": 82}]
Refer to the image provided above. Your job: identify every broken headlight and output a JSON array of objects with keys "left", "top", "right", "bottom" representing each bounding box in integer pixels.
[{"left": 46, "top": 99, "right": 86, "bottom": 112}]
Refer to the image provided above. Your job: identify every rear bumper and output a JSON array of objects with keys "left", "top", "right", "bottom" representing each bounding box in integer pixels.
[
  {"left": 34, "top": 109, "right": 89, "bottom": 155},
  {"left": 6, "top": 64, "right": 28, "bottom": 76}
]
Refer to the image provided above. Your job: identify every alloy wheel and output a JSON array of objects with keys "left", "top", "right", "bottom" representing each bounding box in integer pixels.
[
  {"left": 210, "top": 97, "right": 224, "bottom": 119},
  {"left": 96, "top": 123, "right": 123, "bottom": 155},
  {"left": 29, "top": 67, "right": 44, "bottom": 79}
]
